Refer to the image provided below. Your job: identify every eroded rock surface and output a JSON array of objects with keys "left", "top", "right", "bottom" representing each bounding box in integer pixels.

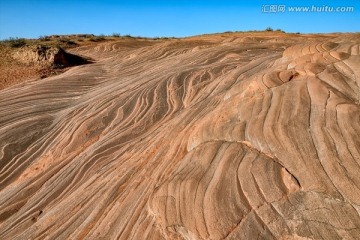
[
  {"left": 0, "top": 33, "right": 360, "bottom": 239},
  {"left": 12, "top": 45, "right": 91, "bottom": 68}
]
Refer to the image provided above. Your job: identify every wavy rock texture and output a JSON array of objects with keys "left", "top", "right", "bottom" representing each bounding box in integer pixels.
[{"left": 0, "top": 33, "right": 360, "bottom": 239}]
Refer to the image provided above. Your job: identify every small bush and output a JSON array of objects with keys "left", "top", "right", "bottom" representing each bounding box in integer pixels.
[
  {"left": 39, "top": 35, "right": 51, "bottom": 41},
  {"left": 90, "top": 35, "right": 106, "bottom": 42},
  {"left": 4, "top": 37, "right": 27, "bottom": 48},
  {"left": 112, "top": 33, "right": 121, "bottom": 37},
  {"left": 79, "top": 34, "right": 94, "bottom": 38},
  {"left": 265, "top": 27, "right": 273, "bottom": 31},
  {"left": 59, "top": 38, "right": 77, "bottom": 46}
]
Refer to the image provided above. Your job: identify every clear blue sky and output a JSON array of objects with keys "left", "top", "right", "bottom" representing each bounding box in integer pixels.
[{"left": 0, "top": 0, "right": 359, "bottom": 39}]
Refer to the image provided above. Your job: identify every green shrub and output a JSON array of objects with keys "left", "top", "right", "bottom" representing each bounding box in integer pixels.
[
  {"left": 59, "top": 38, "right": 77, "bottom": 46},
  {"left": 4, "top": 37, "right": 27, "bottom": 48},
  {"left": 112, "top": 33, "right": 121, "bottom": 37},
  {"left": 39, "top": 35, "right": 51, "bottom": 41},
  {"left": 90, "top": 34, "right": 106, "bottom": 42},
  {"left": 265, "top": 27, "right": 273, "bottom": 31}
]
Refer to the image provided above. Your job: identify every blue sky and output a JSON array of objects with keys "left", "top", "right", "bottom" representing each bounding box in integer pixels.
[{"left": 0, "top": 0, "right": 359, "bottom": 39}]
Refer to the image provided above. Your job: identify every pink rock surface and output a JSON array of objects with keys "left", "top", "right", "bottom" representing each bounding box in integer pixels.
[{"left": 0, "top": 32, "right": 360, "bottom": 239}]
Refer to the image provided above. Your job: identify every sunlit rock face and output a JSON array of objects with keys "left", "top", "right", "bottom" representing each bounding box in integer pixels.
[{"left": 1, "top": 33, "right": 360, "bottom": 239}]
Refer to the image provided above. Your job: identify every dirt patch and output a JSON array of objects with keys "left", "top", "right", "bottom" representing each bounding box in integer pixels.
[{"left": 0, "top": 45, "right": 92, "bottom": 90}]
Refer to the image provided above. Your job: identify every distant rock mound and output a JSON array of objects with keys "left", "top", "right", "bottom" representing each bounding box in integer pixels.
[{"left": 12, "top": 45, "right": 91, "bottom": 68}]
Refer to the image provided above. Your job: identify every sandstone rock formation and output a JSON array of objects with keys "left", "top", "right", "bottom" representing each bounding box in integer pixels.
[
  {"left": 12, "top": 45, "right": 91, "bottom": 68},
  {"left": 0, "top": 32, "right": 359, "bottom": 239}
]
